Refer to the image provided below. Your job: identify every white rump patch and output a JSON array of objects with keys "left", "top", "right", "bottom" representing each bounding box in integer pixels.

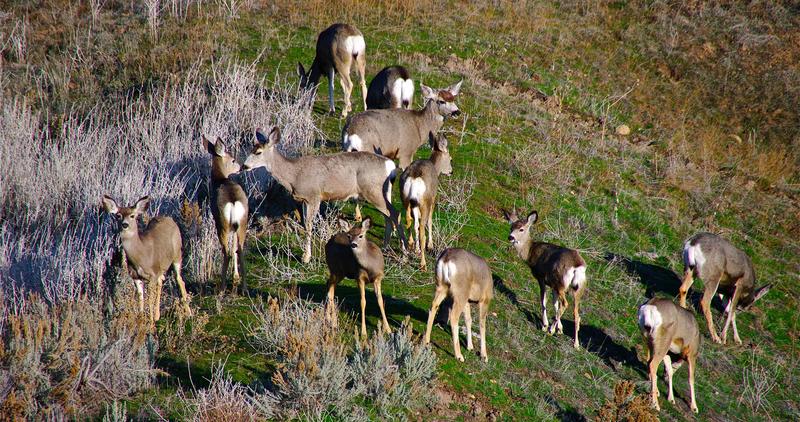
[
  {"left": 571, "top": 265, "right": 586, "bottom": 289},
  {"left": 683, "top": 241, "right": 705, "bottom": 269},
  {"left": 344, "top": 133, "right": 363, "bottom": 151},
  {"left": 391, "top": 79, "right": 404, "bottom": 108},
  {"left": 384, "top": 160, "right": 396, "bottom": 178},
  {"left": 638, "top": 304, "right": 663, "bottom": 336},
  {"left": 403, "top": 177, "right": 426, "bottom": 203},
  {"left": 223, "top": 201, "right": 246, "bottom": 226},
  {"left": 345, "top": 36, "right": 366, "bottom": 57},
  {"left": 401, "top": 79, "right": 414, "bottom": 104},
  {"left": 436, "top": 259, "right": 457, "bottom": 285}
]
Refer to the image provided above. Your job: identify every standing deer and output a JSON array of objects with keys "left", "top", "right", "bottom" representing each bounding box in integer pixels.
[
  {"left": 503, "top": 210, "right": 587, "bottom": 349},
  {"left": 297, "top": 23, "right": 367, "bottom": 118},
  {"left": 204, "top": 135, "right": 248, "bottom": 295},
  {"left": 400, "top": 133, "right": 452, "bottom": 269},
  {"left": 242, "top": 126, "right": 407, "bottom": 264},
  {"left": 366, "top": 65, "right": 414, "bottom": 110},
  {"left": 424, "top": 248, "right": 493, "bottom": 363},
  {"left": 679, "top": 232, "right": 771, "bottom": 344},
  {"left": 324, "top": 218, "right": 391, "bottom": 337},
  {"left": 342, "top": 80, "right": 462, "bottom": 169},
  {"left": 101, "top": 196, "right": 192, "bottom": 323},
  {"left": 638, "top": 298, "right": 701, "bottom": 413}
]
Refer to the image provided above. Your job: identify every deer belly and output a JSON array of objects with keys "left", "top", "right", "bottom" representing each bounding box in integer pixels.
[{"left": 669, "top": 341, "right": 683, "bottom": 355}]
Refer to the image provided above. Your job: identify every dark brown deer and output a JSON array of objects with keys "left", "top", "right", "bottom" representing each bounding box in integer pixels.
[
  {"left": 297, "top": 23, "right": 367, "bottom": 117},
  {"left": 203, "top": 135, "right": 248, "bottom": 294},
  {"left": 679, "top": 232, "right": 771, "bottom": 344},
  {"left": 503, "top": 210, "right": 587, "bottom": 349}
]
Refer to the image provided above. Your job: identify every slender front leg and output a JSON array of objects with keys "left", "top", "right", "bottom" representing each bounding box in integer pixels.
[
  {"left": 478, "top": 300, "right": 489, "bottom": 362},
  {"left": 426, "top": 201, "right": 435, "bottom": 251},
  {"left": 373, "top": 276, "right": 391, "bottom": 333},
  {"left": 134, "top": 279, "right": 145, "bottom": 313},
  {"left": 358, "top": 274, "right": 368, "bottom": 338},
  {"left": 154, "top": 275, "right": 164, "bottom": 322},
  {"left": 450, "top": 299, "right": 465, "bottom": 362},
  {"left": 700, "top": 276, "right": 722, "bottom": 343},
  {"left": 539, "top": 281, "right": 549, "bottom": 331},
  {"left": 663, "top": 354, "right": 675, "bottom": 404},
  {"left": 688, "top": 354, "right": 699, "bottom": 413},
  {"left": 326, "top": 275, "right": 339, "bottom": 327},
  {"left": 302, "top": 201, "right": 320, "bottom": 264},
  {"left": 679, "top": 268, "right": 694, "bottom": 308},
  {"left": 424, "top": 285, "right": 448, "bottom": 344},
  {"left": 721, "top": 279, "right": 743, "bottom": 345},
  {"left": 464, "top": 303, "right": 474, "bottom": 351},
  {"left": 173, "top": 262, "right": 192, "bottom": 316},
  {"left": 732, "top": 307, "right": 741, "bottom": 344}
]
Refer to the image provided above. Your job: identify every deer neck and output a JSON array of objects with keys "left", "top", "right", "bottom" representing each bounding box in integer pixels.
[
  {"left": 210, "top": 160, "right": 229, "bottom": 185},
  {"left": 430, "top": 151, "right": 446, "bottom": 173},
  {"left": 267, "top": 150, "right": 301, "bottom": 193},
  {"left": 308, "top": 60, "right": 324, "bottom": 87},
  {"left": 418, "top": 101, "right": 445, "bottom": 137},
  {"left": 119, "top": 227, "right": 145, "bottom": 258}
]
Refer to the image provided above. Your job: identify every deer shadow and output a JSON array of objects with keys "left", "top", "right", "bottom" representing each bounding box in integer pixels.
[{"left": 604, "top": 253, "right": 726, "bottom": 312}]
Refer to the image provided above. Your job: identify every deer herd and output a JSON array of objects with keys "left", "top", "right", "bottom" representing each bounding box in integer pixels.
[{"left": 99, "top": 23, "right": 773, "bottom": 415}]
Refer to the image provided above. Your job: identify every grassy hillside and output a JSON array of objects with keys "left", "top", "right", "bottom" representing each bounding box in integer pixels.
[{"left": 1, "top": 1, "right": 798, "bottom": 420}]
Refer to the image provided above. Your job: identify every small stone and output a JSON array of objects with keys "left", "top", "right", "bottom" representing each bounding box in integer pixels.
[{"left": 616, "top": 124, "right": 631, "bottom": 136}]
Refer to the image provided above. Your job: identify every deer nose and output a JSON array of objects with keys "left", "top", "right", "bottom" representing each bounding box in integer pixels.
[
  {"left": 451, "top": 109, "right": 461, "bottom": 117},
  {"left": 350, "top": 242, "right": 358, "bottom": 249},
  {"left": 241, "top": 163, "right": 250, "bottom": 170},
  {"left": 122, "top": 222, "right": 130, "bottom": 229},
  {"left": 508, "top": 235, "right": 514, "bottom": 241}
]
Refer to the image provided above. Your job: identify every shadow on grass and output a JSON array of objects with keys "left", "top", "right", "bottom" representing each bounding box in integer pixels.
[
  {"left": 157, "top": 355, "right": 213, "bottom": 390},
  {"left": 604, "top": 253, "right": 725, "bottom": 312},
  {"left": 544, "top": 395, "right": 587, "bottom": 422}
]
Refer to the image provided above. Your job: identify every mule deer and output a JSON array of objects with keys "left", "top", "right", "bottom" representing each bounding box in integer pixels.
[
  {"left": 242, "top": 126, "right": 407, "bottom": 264},
  {"left": 638, "top": 298, "right": 701, "bottom": 413},
  {"left": 325, "top": 218, "right": 391, "bottom": 337},
  {"left": 297, "top": 23, "right": 367, "bottom": 118},
  {"left": 679, "top": 232, "right": 771, "bottom": 344},
  {"left": 400, "top": 133, "right": 452, "bottom": 269},
  {"left": 366, "top": 65, "right": 414, "bottom": 110},
  {"left": 424, "top": 248, "right": 493, "bottom": 362},
  {"left": 503, "top": 210, "right": 587, "bottom": 349},
  {"left": 342, "top": 80, "right": 462, "bottom": 169},
  {"left": 101, "top": 196, "right": 192, "bottom": 323},
  {"left": 204, "top": 135, "right": 248, "bottom": 295}
]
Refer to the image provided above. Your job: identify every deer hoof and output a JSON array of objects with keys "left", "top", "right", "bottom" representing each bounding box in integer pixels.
[
  {"left": 456, "top": 355, "right": 465, "bottom": 362},
  {"left": 481, "top": 355, "right": 488, "bottom": 363},
  {"left": 541, "top": 324, "right": 549, "bottom": 332},
  {"left": 573, "top": 341, "right": 580, "bottom": 350},
  {"left": 691, "top": 405, "right": 699, "bottom": 414}
]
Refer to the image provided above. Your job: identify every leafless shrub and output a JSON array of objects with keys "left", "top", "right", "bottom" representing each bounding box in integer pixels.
[
  {"left": 181, "top": 361, "right": 273, "bottom": 422},
  {"left": 739, "top": 352, "right": 778, "bottom": 414},
  {"left": 595, "top": 380, "right": 658, "bottom": 422},
  {"left": 144, "top": 0, "right": 162, "bottom": 40},
  {"left": 432, "top": 170, "right": 476, "bottom": 254},
  {"left": 102, "top": 400, "right": 129, "bottom": 422}
]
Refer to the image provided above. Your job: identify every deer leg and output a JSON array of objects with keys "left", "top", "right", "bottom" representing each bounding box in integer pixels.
[
  {"left": 539, "top": 281, "right": 549, "bottom": 331},
  {"left": 134, "top": 279, "right": 145, "bottom": 313},
  {"left": 326, "top": 274, "right": 340, "bottom": 328},
  {"left": 732, "top": 308, "right": 741, "bottom": 345},
  {"left": 373, "top": 275, "right": 391, "bottom": 334},
  {"left": 663, "top": 354, "right": 675, "bottom": 404},
  {"left": 354, "top": 203, "right": 362, "bottom": 223},
  {"left": 450, "top": 299, "right": 466, "bottom": 362},
  {"left": 478, "top": 300, "right": 489, "bottom": 362},
  {"left": 721, "top": 280, "right": 744, "bottom": 345},
  {"left": 412, "top": 206, "right": 421, "bottom": 254},
  {"left": 403, "top": 200, "right": 413, "bottom": 243},
  {"left": 154, "top": 275, "right": 164, "bottom": 322},
  {"left": 688, "top": 353, "right": 699, "bottom": 413},
  {"left": 327, "top": 67, "right": 335, "bottom": 114},
  {"left": 648, "top": 342, "right": 670, "bottom": 411},
  {"left": 338, "top": 72, "right": 353, "bottom": 118},
  {"left": 573, "top": 286, "right": 584, "bottom": 349},
  {"left": 357, "top": 52, "right": 367, "bottom": 111},
  {"left": 237, "top": 230, "right": 248, "bottom": 296},
  {"left": 358, "top": 273, "right": 368, "bottom": 338},
  {"left": 425, "top": 201, "right": 435, "bottom": 251},
  {"left": 302, "top": 201, "right": 320, "bottom": 264},
  {"left": 679, "top": 267, "right": 694, "bottom": 308},
  {"left": 231, "top": 234, "right": 240, "bottom": 283},
  {"left": 424, "top": 285, "right": 448, "bottom": 344},
  {"left": 464, "top": 303, "right": 474, "bottom": 351},
  {"left": 700, "top": 276, "right": 722, "bottom": 343},
  {"left": 219, "top": 231, "right": 230, "bottom": 293},
  {"left": 173, "top": 261, "right": 192, "bottom": 316}
]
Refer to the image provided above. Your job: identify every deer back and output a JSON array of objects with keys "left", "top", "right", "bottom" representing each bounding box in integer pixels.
[
  {"left": 684, "top": 233, "right": 758, "bottom": 298},
  {"left": 527, "top": 242, "right": 585, "bottom": 289}
]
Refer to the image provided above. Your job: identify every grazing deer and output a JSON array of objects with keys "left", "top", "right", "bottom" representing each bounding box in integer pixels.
[
  {"left": 503, "top": 210, "right": 587, "bottom": 349},
  {"left": 324, "top": 218, "right": 391, "bottom": 337},
  {"left": 679, "top": 232, "right": 771, "bottom": 344},
  {"left": 400, "top": 133, "right": 452, "bottom": 269},
  {"left": 203, "top": 135, "right": 248, "bottom": 295},
  {"left": 297, "top": 23, "right": 367, "bottom": 118},
  {"left": 424, "top": 248, "right": 493, "bottom": 362},
  {"left": 342, "top": 80, "right": 462, "bottom": 169},
  {"left": 638, "top": 298, "right": 701, "bottom": 413},
  {"left": 101, "top": 196, "right": 192, "bottom": 323},
  {"left": 242, "top": 126, "right": 407, "bottom": 264},
  {"left": 366, "top": 65, "right": 414, "bottom": 110}
]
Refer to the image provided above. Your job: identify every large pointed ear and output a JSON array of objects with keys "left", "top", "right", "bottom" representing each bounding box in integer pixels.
[
  {"left": 337, "top": 218, "right": 351, "bottom": 232},
  {"left": 361, "top": 218, "right": 371, "bottom": 231},
  {"left": 501, "top": 209, "right": 517, "bottom": 224},
  {"left": 420, "top": 84, "right": 436, "bottom": 100},
  {"left": 255, "top": 128, "right": 269, "bottom": 146},
  {"left": 753, "top": 284, "right": 772, "bottom": 303},
  {"left": 267, "top": 126, "right": 280, "bottom": 146},
  {"left": 428, "top": 132, "right": 437, "bottom": 149},
  {"left": 526, "top": 211, "right": 538, "bottom": 226},
  {"left": 101, "top": 195, "right": 119, "bottom": 214},
  {"left": 447, "top": 80, "right": 463, "bottom": 96},
  {"left": 202, "top": 135, "right": 215, "bottom": 155},
  {"left": 436, "top": 134, "right": 448, "bottom": 151},
  {"left": 133, "top": 196, "right": 150, "bottom": 214},
  {"left": 214, "top": 136, "right": 227, "bottom": 156},
  {"left": 297, "top": 62, "right": 306, "bottom": 77}
]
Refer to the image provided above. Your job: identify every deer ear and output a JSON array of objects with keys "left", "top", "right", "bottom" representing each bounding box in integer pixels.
[
  {"left": 214, "top": 137, "right": 227, "bottom": 156},
  {"left": 268, "top": 126, "right": 281, "bottom": 146},
  {"left": 753, "top": 284, "right": 772, "bottom": 303},
  {"left": 297, "top": 62, "right": 306, "bottom": 77},
  {"left": 361, "top": 218, "right": 371, "bottom": 230},
  {"left": 101, "top": 195, "right": 119, "bottom": 214},
  {"left": 338, "top": 218, "right": 351, "bottom": 232},
  {"left": 134, "top": 196, "right": 150, "bottom": 214},
  {"left": 437, "top": 134, "right": 448, "bottom": 151},
  {"left": 420, "top": 84, "right": 435, "bottom": 100},
  {"left": 526, "top": 211, "right": 538, "bottom": 226},
  {"left": 502, "top": 209, "right": 516, "bottom": 223},
  {"left": 203, "top": 135, "right": 215, "bottom": 154},
  {"left": 255, "top": 128, "right": 269, "bottom": 146},
  {"left": 447, "top": 80, "right": 463, "bottom": 96}
]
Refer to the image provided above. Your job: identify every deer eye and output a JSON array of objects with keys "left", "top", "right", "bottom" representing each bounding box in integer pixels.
[
  {"left": 436, "top": 100, "right": 445, "bottom": 105},
  {"left": 115, "top": 213, "right": 122, "bottom": 220},
  {"left": 253, "top": 150, "right": 262, "bottom": 155}
]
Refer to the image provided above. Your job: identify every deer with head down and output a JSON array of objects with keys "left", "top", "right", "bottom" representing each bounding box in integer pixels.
[
  {"left": 679, "top": 232, "right": 771, "bottom": 344},
  {"left": 101, "top": 196, "right": 192, "bottom": 324},
  {"left": 366, "top": 65, "right": 414, "bottom": 110},
  {"left": 242, "top": 126, "right": 407, "bottom": 264},
  {"left": 503, "top": 209, "right": 587, "bottom": 349}
]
